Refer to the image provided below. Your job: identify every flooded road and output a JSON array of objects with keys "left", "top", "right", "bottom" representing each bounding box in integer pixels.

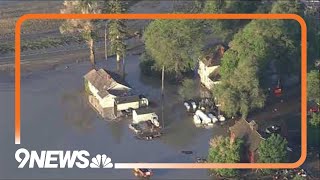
[{"left": 0, "top": 55, "right": 229, "bottom": 179}]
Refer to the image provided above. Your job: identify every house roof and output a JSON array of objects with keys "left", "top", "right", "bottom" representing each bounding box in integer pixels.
[
  {"left": 134, "top": 108, "right": 155, "bottom": 115},
  {"left": 201, "top": 44, "right": 226, "bottom": 67},
  {"left": 115, "top": 95, "right": 140, "bottom": 104},
  {"left": 84, "top": 69, "right": 130, "bottom": 98},
  {"left": 229, "top": 119, "right": 264, "bottom": 152}
]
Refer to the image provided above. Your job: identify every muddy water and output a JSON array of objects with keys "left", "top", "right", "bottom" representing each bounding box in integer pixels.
[{"left": 0, "top": 55, "right": 228, "bottom": 179}]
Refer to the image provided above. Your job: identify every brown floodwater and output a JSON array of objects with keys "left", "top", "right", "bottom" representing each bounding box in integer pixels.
[{"left": 0, "top": 55, "right": 230, "bottom": 179}]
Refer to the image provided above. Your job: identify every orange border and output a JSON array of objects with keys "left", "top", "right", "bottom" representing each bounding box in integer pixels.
[{"left": 15, "top": 14, "right": 307, "bottom": 169}]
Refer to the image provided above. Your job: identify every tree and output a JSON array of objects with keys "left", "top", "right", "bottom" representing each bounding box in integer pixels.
[
  {"left": 307, "top": 70, "right": 320, "bottom": 104},
  {"left": 144, "top": 19, "right": 203, "bottom": 79},
  {"left": 203, "top": 0, "right": 262, "bottom": 42},
  {"left": 214, "top": 59, "right": 266, "bottom": 118},
  {"left": 258, "top": 134, "right": 288, "bottom": 174},
  {"left": 108, "top": 0, "right": 127, "bottom": 69},
  {"left": 208, "top": 136, "right": 242, "bottom": 177},
  {"left": 310, "top": 113, "right": 320, "bottom": 127},
  {"left": 60, "top": 0, "right": 102, "bottom": 68},
  {"left": 178, "top": 79, "right": 199, "bottom": 100}
]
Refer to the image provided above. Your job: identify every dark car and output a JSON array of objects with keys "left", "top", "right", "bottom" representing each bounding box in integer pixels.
[{"left": 265, "top": 125, "right": 281, "bottom": 134}]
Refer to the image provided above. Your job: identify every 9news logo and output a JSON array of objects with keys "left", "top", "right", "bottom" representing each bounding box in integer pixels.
[{"left": 15, "top": 148, "right": 113, "bottom": 168}]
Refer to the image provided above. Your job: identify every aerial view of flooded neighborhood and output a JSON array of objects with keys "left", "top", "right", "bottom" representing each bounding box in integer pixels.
[{"left": 0, "top": 0, "right": 319, "bottom": 179}]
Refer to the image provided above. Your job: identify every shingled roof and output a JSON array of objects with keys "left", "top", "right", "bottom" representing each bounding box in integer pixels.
[
  {"left": 201, "top": 44, "right": 226, "bottom": 67},
  {"left": 229, "top": 119, "right": 264, "bottom": 152},
  {"left": 84, "top": 69, "right": 130, "bottom": 98}
]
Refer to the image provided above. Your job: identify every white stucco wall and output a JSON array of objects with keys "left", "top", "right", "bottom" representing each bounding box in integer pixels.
[
  {"left": 87, "top": 81, "right": 116, "bottom": 108},
  {"left": 117, "top": 101, "right": 140, "bottom": 111},
  {"left": 198, "top": 60, "right": 220, "bottom": 90}
]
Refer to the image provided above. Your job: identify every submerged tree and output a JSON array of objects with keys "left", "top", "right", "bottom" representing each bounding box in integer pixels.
[
  {"left": 60, "top": 0, "right": 102, "bottom": 68},
  {"left": 208, "top": 136, "right": 242, "bottom": 177}
]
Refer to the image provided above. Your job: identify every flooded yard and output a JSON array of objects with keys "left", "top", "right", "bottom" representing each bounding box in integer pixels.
[{"left": 0, "top": 55, "right": 229, "bottom": 179}]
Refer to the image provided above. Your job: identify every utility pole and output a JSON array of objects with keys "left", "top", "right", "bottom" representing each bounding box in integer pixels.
[
  {"left": 161, "top": 65, "right": 165, "bottom": 128},
  {"left": 104, "top": 24, "right": 108, "bottom": 61}
]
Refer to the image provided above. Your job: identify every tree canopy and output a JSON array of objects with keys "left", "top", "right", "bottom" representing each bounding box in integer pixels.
[
  {"left": 307, "top": 70, "right": 320, "bottom": 104},
  {"left": 214, "top": 59, "right": 266, "bottom": 118},
  {"left": 178, "top": 79, "right": 199, "bottom": 100},
  {"left": 60, "top": 0, "right": 102, "bottom": 67},
  {"left": 202, "top": 0, "right": 262, "bottom": 42},
  {"left": 107, "top": 0, "right": 127, "bottom": 63},
  {"left": 208, "top": 136, "right": 242, "bottom": 177},
  {"left": 258, "top": 134, "right": 288, "bottom": 173},
  {"left": 144, "top": 19, "right": 203, "bottom": 79}
]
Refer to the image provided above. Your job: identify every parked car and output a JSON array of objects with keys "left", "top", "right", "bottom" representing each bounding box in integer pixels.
[
  {"left": 195, "top": 110, "right": 211, "bottom": 124},
  {"left": 265, "top": 125, "right": 281, "bottom": 134},
  {"left": 207, "top": 113, "right": 218, "bottom": 123},
  {"left": 190, "top": 100, "right": 197, "bottom": 111},
  {"left": 184, "top": 101, "right": 191, "bottom": 112},
  {"left": 218, "top": 114, "right": 226, "bottom": 122}
]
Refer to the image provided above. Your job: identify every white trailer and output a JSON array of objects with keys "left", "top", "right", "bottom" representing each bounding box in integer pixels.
[
  {"left": 132, "top": 109, "right": 159, "bottom": 126},
  {"left": 193, "top": 114, "right": 202, "bottom": 125},
  {"left": 195, "top": 110, "right": 211, "bottom": 124},
  {"left": 115, "top": 96, "right": 149, "bottom": 111}
]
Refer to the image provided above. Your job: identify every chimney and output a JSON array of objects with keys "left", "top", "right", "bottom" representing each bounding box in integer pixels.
[
  {"left": 230, "top": 132, "right": 235, "bottom": 144},
  {"left": 249, "top": 120, "right": 258, "bottom": 131},
  {"left": 219, "top": 46, "right": 225, "bottom": 56}
]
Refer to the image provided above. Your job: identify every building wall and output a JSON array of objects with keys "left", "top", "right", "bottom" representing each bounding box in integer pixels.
[
  {"left": 117, "top": 101, "right": 140, "bottom": 111},
  {"left": 198, "top": 61, "right": 220, "bottom": 90},
  {"left": 87, "top": 81, "right": 116, "bottom": 108},
  {"left": 100, "top": 94, "right": 116, "bottom": 108}
]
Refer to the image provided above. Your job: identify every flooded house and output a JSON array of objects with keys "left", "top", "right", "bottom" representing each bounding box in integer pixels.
[
  {"left": 198, "top": 44, "right": 226, "bottom": 90},
  {"left": 84, "top": 68, "right": 132, "bottom": 119},
  {"left": 229, "top": 119, "right": 264, "bottom": 163}
]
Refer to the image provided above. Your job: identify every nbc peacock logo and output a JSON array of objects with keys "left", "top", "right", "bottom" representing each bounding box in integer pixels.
[{"left": 90, "top": 154, "right": 113, "bottom": 168}]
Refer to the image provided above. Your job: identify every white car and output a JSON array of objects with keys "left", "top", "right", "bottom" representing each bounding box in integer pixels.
[
  {"left": 184, "top": 102, "right": 191, "bottom": 111},
  {"left": 218, "top": 115, "right": 226, "bottom": 121},
  {"left": 207, "top": 113, "right": 218, "bottom": 123},
  {"left": 190, "top": 101, "right": 197, "bottom": 110}
]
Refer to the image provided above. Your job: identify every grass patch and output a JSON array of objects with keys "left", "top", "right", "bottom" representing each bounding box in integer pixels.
[{"left": 0, "top": 35, "right": 84, "bottom": 54}]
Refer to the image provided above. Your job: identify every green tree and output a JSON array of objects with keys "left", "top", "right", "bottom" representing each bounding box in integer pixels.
[
  {"left": 203, "top": 0, "right": 262, "bottom": 42},
  {"left": 258, "top": 134, "right": 288, "bottom": 174},
  {"left": 307, "top": 70, "right": 320, "bottom": 104},
  {"left": 310, "top": 113, "right": 320, "bottom": 127},
  {"left": 144, "top": 19, "right": 203, "bottom": 79},
  {"left": 208, "top": 136, "right": 242, "bottom": 177},
  {"left": 214, "top": 59, "right": 266, "bottom": 118},
  {"left": 108, "top": 0, "right": 127, "bottom": 68},
  {"left": 293, "top": 175, "right": 306, "bottom": 180},
  {"left": 178, "top": 79, "right": 199, "bottom": 100},
  {"left": 60, "top": 0, "right": 102, "bottom": 68}
]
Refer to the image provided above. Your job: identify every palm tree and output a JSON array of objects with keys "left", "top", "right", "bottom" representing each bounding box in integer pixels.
[{"left": 60, "top": 0, "right": 102, "bottom": 68}]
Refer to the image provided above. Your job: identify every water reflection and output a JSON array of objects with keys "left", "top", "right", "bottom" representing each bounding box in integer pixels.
[
  {"left": 106, "top": 120, "right": 125, "bottom": 144},
  {"left": 61, "top": 90, "right": 95, "bottom": 131}
]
